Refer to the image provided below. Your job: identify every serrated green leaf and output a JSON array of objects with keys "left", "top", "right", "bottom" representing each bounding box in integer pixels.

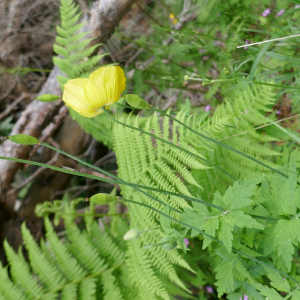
[
  {"left": 219, "top": 221, "right": 233, "bottom": 252},
  {"left": 215, "top": 250, "right": 236, "bottom": 296},
  {"left": 202, "top": 217, "right": 219, "bottom": 248},
  {"left": 266, "top": 269, "right": 290, "bottom": 293},
  {"left": 252, "top": 282, "right": 284, "bottom": 300},
  {"left": 213, "top": 179, "right": 256, "bottom": 211},
  {"left": 225, "top": 211, "right": 263, "bottom": 230},
  {"left": 273, "top": 219, "right": 300, "bottom": 271},
  {"left": 180, "top": 208, "right": 208, "bottom": 237}
]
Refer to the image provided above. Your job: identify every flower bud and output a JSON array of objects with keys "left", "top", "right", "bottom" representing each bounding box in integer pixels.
[
  {"left": 8, "top": 134, "right": 39, "bottom": 145},
  {"left": 184, "top": 75, "right": 189, "bottom": 81},
  {"left": 123, "top": 94, "right": 152, "bottom": 109},
  {"left": 35, "top": 94, "right": 60, "bottom": 102},
  {"left": 123, "top": 228, "right": 140, "bottom": 240},
  {"left": 161, "top": 236, "right": 177, "bottom": 251},
  {"left": 88, "top": 193, "right": 119, "bottom": 205}
]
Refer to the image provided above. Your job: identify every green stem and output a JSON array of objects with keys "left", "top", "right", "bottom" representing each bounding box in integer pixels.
[
  {"left": 251, "top": 80, "right": 300, "bottom": 90},
  {"left": 73, "top": 213, "right": 125, "bottom": 217},
  {"left": 103, "top": 110, "right": 237, "bottom": 182},
  {"left": 150, "top": 108, "right": 288, "bottom": 179},
  {"left": 119, "top": 197, "right": 300, "bottom": 287},
  {"left": 140, "top": 227, "right": 161, "bottom": 233},
  {"left": 0, "top": 154, "right": 224, "bottom": 212},
  {"left": 41, "top": 142, "right": 224, "bottom": 212},
  {"left": 143, "top": 238, "right": 176, "bottom": 249},
  {"left": 188, "top": 78, "right": 235, "bottom": 84}
]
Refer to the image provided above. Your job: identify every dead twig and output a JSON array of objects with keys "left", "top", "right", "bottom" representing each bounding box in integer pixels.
[
  {"left": 0, "top": 92, "right": 35, "bottom": 122},
  {"left": 9, "top": 138, "right": 60, "bottom": 193}
]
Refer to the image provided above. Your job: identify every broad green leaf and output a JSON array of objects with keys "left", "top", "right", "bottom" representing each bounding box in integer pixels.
[{"left": 123, "top": 94, "right": 152, "bottom": 109}]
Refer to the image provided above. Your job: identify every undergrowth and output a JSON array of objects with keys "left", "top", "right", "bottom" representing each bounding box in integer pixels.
[{"left": 1, "top": 0, "right": 300, "bottom": 299}]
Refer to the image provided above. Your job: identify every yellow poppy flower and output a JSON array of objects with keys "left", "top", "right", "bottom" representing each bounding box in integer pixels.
[{"left": 62, "top": 66, "right": 126, "bottom": 118}]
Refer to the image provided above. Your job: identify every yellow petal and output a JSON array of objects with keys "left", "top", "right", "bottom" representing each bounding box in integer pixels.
[
  {"left": 63, "top": 78, "right": 92, "bottom": 112},
  {"left": 84, "top": 66, "right": 126, "bottom": 108}
]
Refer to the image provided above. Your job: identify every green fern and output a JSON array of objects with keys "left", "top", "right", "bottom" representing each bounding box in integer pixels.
[
  {"left": 53, "top": 0, "right": 106, "bottom": 87},
  {"left": 0, "top": 199, "right": 135, "bottom": 300},
  {"left": 189, "top": 82, "right": 282, "bottom": 201},
  {"left": 53, "top": 0, "right": 111, "bottom": 146},
  {"left": 113, "top": 112, "right": 213, "bottom": 297}
]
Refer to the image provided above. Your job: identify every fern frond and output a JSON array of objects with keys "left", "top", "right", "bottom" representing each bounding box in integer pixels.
[
  {"left": 0, "top": 263, "right": 26, "bottom": 300},
  {"left": 64, "top": 219, "right": 108, "bottom": 274},
  {"left": 78, "top": 278, "right": 97, "bottom": 300},
  {"left": 4, "top": 240, "right": 44, "bottom": 299},
  {"left": 113, "top": 112, "right": 203, "bottom": 297},
  {"left": 101, "top": 271, "right": 124, "bottom": 300},
  {"left": 44, "top": 217, "right": 86, "bottom": 281},
  {"left": 60, "top": 285, "right": 77, "bottom": 300},
  {"left": 53, "top": 0, "right": 104, "bottom": 86},
  {"left": 21, "top": 223, "right": 65, "bottom": 292},
  {"left": 196, "top": 82, "right": 282, "bottom": 185},
  {"left": 126, "top": 240, "right": 170, "bottom": 300},
  {"left": 88, "top": 222, "right": 125, "bottom": 267}
]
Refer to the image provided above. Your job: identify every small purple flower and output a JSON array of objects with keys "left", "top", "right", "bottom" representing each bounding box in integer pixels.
[
  {"left": 245, "top": 109, "right": 249, "bottom": 114},
  {"left": 277, "top": 9, "right": 285, "bottom": 16},
  {"left": 184, "top": 238, "right": 189, "bottom": 247},
  {"left": 295, "top": 5, "right": 300, "bottom": 9},
  {"left": 244, "top": 40, "right": 249, "bottom": 50},
  {"left": 239, "top": 295, "right": 248, "bottom": 300},
  {"left": 206, "top": 286, "right": 213, "bottom": 293},
  {"left": 276, "top": 110, "right": 281, "bottom": 115},
  {"left": 205, "top": 105, "right": 211, "bottom": 112},
  {"left": 262, "top": 8, "right": 271, "bottom": 17}
]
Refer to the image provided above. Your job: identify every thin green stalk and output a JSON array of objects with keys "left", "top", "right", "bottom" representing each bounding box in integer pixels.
[
  {"left": 103, "top": 109, "right": 237, "bottom": 182},
  {"left": 251, "top": 80, "right": 300, "bottom": 90},
  {"left": 150, "top": 108, "right": 288, "bottom": 179},
  {"left": 144, "top": 238, "right": 176, "bottom": 249},
  {"left": 0, "top": 153, "right": 224, "bottom": 213},
  {"left": 119, "top": 197, "right": 300, "bottom": 287},
  {"left": 41, "top": 142, "right": 224, "bottom": 211},
  {"left": 0, "top": 155, "right": 279, "bottom": 223},
  {"left": 0, "top": 154, "right": 180, "bottom": 214},
  {"left": 140, "top": 227, "right": 161, "bottom": 233}
]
